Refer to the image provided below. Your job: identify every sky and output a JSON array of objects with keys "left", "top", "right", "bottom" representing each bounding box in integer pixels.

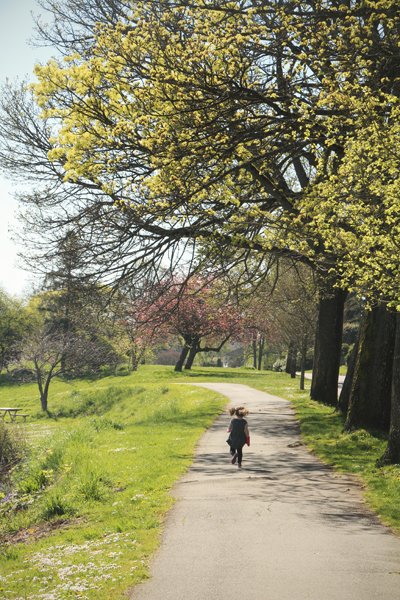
[{"left": 0, "top": 0, "right": 52, "bottom": 296}]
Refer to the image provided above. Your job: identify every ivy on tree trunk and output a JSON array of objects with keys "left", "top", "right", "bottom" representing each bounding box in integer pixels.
[
  {"left": 257, "top": 338, "right": 264, "bottom": 371},
  {"left": 300, "top": 337, "right": 307, "bottom": 390},
  {"left": 290, "top": 344, "right": 297, "bottom": 379}
]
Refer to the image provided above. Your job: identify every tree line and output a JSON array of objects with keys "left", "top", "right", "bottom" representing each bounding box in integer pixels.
[{"left": 0, "top": 259, "right": 319, "bottom": 408}]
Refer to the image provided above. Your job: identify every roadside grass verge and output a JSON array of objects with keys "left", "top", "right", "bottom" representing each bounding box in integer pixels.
[
  {"left": 0, "top": 372, "right": 226, "bottom": 600},
  {"left": 278, "top": 384, "right": 400, "bottom": 535}
]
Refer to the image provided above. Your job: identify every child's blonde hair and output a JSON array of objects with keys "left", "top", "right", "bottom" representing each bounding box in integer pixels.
[{"left": 228, "top": 406, "right": 249, "bottom": 418}]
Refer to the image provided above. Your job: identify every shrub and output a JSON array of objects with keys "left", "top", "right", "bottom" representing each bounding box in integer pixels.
[
  {"left": 272, "top": 358, "right": 286, "bottom": 372},
  {"left": 41, "top": 446, "right": 65, "bottom": 472},
  {"left": 0, "top": 423, "right": 27, "bottom": 480},
  {"left": 89, "top": 417, "right": 125, "bottom": 432},
  {"left": 346, "top": 343, "right": 354, "bottom": 365},
  {"left": 73, "top": 458, "right": 111, "bottom": 502}
]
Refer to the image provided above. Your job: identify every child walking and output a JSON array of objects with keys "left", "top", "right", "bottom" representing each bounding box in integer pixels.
[{"left": 226, "top": 406, "right": 250, "bottom": 468}]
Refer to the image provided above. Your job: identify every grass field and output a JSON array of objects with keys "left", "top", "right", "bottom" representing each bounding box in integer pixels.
[{"left": 0, "top": 365, "right": 399, "bottom": 600}]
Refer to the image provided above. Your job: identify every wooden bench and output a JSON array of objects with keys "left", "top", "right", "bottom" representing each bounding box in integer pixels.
[
  {"left": 14, "top": 414, "right": 29, "bottom": 423},
  {"left": 0, "top": 408, "right": 29, "bottom": 423},
  {"left": 0, "top": 408, "right": 22, "bottom": 422}
]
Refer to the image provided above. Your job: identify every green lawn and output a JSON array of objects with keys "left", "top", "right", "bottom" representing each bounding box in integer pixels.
[
  {"left": 0, "top": 365, "right": 398, "bottom": 600},
  {"left": 0, "top": 368, "right": 227, "bottom": 599}
]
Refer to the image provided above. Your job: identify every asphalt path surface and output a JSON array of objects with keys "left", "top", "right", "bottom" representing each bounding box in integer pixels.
[
  {"left": 298, "top": 372, "right": 346, "bottom": 396},
  {"left": 128, "top": 383, "right": 400, "bottom": 600}
]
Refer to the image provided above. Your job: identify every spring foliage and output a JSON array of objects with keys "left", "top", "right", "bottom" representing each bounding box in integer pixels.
[{"left": 2, "top": 1, "right": 400, "bottom": 298}]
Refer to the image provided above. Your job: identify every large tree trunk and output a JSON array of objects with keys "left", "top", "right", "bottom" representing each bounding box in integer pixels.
[
  {"left": 343, "top": 303, "right": 396, "bottom": 431},
  {"left": 174, "top": 346, "right": 189, "bottom": 372},
  {"left": 311, "top": 287, "right": 347, "bottom": 405},
  {"left": 285, "top": 341, "right": 294, "bottom": 374},
  {"left": 40, "top": 392, "right": 48, "bottom": 412},
  {"left": 380, "top": 313, "right": 400, "bottom": 464},
  {"left": 185, "top": 345, "right": 198, "bottom": 370},
  {"left": 336, "top": 325, "right": 361, "bottom": 414}
]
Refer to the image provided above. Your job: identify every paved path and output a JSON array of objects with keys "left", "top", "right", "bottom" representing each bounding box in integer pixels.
[
  {"left": 297, "top": 372, "right": 346, "bottom": 395},
  {"left": 128, "top": 383, "right": 400, "bottom": 600}
]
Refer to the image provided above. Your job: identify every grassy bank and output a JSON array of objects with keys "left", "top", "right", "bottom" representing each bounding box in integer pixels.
[
  {"left": 0, "top": 369, "right": 226, "bottom": 599},
  {"left": 0, "top": 365, "right": 399, "bottom": 600}
]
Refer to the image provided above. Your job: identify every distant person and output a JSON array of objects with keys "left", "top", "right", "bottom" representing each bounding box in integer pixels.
[{"left": 226, "top": 406, "right": 250, "bottom": 468}]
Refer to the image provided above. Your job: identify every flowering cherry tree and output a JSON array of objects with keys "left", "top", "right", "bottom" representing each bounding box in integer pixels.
[{"left": 148, "top": 277, "right": 244, "bottom": 371}]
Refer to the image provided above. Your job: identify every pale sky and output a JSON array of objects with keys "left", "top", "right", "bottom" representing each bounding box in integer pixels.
[{"left": 0, "top": 0, "right": 52, "bottom": 296}]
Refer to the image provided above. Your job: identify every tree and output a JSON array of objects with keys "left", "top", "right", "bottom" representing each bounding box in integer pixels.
[
  {"left": 1, "top": 0, "right": 399, "bottom": 408},
  {"left": 0, "top": 289, "right": 40, "bottom": 372},
  {"left": 146, "top": 276, "right": 244, "bottom": 371},
  {"left": 341, "top": 303, "right": 396, "bottom": 432},
  {"left": 114, "top": 294, "right": 171, "bottom": 371},
  {"left": 15, "top": 327, "right": 117, "bottom": 411},
  {"left": 0, "top": 1, "right": 342, "bottom": 401},
  {"left": 252, "top": 263, "right": 318, "bottom": 388},
  {"left": 380, "top": 313, "right": 400, "bottom": 465},
  {"left": 242, "top": 290, "right": 280, "bottom": 372}
]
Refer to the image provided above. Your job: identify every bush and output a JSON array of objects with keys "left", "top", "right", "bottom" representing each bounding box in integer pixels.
[
  {"left": 345, "top": 343, "right": 354, "bottom": 365},
  {"left": 72, "top": 452, "right": 111, "bottom": 502},
  {"left": 89, "top": 416, "right": 125, "bottom": 432},
  {"left": 0, "top": 423, "right": 27, "bottom": 479},
  {"left": 9, "top": 368, "right": 35, "bottom": 382},
  {"left": 41, "top": 445, "right": 65, "bottom": 472},
  {"left": 154, "top": 349, "right": 181, "bottom": 365},
  {"left": 272, "top": 358, "right": 286, "bottom": 372}
]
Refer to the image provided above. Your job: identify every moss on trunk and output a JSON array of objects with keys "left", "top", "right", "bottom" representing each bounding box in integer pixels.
[{"left": 343, "top": 303, "right": 395, "bottom": 432}]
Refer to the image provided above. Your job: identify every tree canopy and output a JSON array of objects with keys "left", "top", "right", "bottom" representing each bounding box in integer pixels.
[{"left": 3, "top": 0, "right": 399, "bottom": 295}]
